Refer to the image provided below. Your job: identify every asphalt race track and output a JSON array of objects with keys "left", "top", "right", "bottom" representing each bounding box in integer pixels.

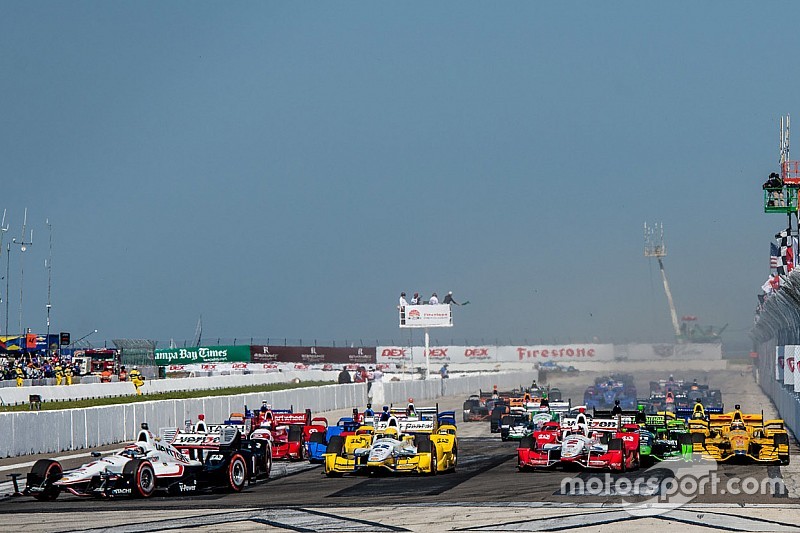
[{"left": 3, "top": 366, "right": 800, "bottom": 532}]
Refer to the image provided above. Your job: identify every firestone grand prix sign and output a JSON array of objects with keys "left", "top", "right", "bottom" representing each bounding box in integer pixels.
[{"left": 376, "top": 344, "right": 614, "bottom": 364}]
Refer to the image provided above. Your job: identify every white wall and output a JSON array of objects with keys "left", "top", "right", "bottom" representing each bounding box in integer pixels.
[{"left": 0, "top": 371, "right": 536, "bottom": 458}]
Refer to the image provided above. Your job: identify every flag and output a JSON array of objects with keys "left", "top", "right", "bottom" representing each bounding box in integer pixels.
[
  {"left": 771, "top": 242, "right": 780, "bottom": 269},
  {"left": 775, "top": 228, "right": 796, "bottom": 275}
]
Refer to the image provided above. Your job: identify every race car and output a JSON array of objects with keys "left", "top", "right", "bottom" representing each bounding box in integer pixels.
[
  {"left": 519, "top": 414, "right": 641, "bottom": 472},
  {"left": 559, "top": 424, "right": 640, "bottom": 471},
  {"left": 463, "top": 394, "right": 491, "bottom": 422},
  {"left": 644, "top": 414, "right": 692, "bottom": 464},
  {"left": 24, "top": 423, "right": 266, "bottom": 500},
  {"left": 690, "top": 405, "right": 790, "bottom": 464},
  {"left": 517, "top": 421, "right": 565, "bottom": 470},
  {"left": 500, "top": 412, "right": 533, "bottom": 442},
  {"left": 252, "top": 407, "right": 327, "bottom": 461},
  {"left": 323, "top": 406, "right": 457, "bottom": 476},
  {"left": 307, "top": 412, "right": 363, "bottom": 462}
]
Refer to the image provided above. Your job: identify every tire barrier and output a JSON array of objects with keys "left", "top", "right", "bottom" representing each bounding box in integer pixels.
[{"left": 0, "top": 371, "right": 536, "bottom": 458}]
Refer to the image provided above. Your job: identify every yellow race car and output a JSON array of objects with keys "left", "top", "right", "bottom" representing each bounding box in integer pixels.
[
  {"left": 323, "top": 406, "right": 457, "bottom": 476},
  {"left": 690, "top": 404, "right": 790, "bottom": 464}
]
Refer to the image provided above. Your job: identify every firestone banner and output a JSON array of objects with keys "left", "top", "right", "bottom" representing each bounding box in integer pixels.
[
  {"left": 250, "top": 345, "right": 376, "bottom": 365},
  {"left": 503, "top": 344, "right": 613, "bottom": 362},
  {"left": 154, "top": 345, "right": 250, "bottom": 366},
  {"left": 399, "top": 304, "right": 452, "bottom": 328}
]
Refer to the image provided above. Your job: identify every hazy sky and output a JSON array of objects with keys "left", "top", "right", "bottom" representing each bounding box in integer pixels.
[{"left": 1, "top": 2, "right": 794, "bottom": 352}]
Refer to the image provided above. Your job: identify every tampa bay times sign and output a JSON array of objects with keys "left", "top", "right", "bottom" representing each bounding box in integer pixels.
[
  {"left": 154, "top": 345, "right": 377, "bottom": 366},
  {"left": 154, "top": 345, "right": 250, "bottom": 366}
]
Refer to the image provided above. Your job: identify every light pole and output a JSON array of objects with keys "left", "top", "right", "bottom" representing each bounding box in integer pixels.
[
  {"left": 12, "top": 207, "right": 33, "bottom": 347},
  {"left": 0, "top": 209, "right": 8, "bottom": 335}
]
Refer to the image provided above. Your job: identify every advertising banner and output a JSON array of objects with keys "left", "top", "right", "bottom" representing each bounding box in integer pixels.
[
  {"left": 377, "top": 344, "right": 614, "bottom": 364},
  {"left": 0, "top": 334, "right": 58, "bottom": 353},
  {"left": 399, "top": 304, "right": 452, "bottom": 328},
  {"left": 250, "top": 345, "right": 375, "bottom": 365},
  {"left": 792, "top": 346, "right": 800, "bottom": 393},
  {"left": 618, "top": 343, "right": 722, "bottom": 361},
  {"left": 154, "top": 345, "right": 250, "bottom": 366},
  {"left": 786, "top": 345, "right": 798, "bottom": 388},
  {"left": 500, "top": 344, "right": 614, "bottom": 362},
  {"left": 164, "top": 362, "right": 281, "bottom": 374},
  {"left": 776, "top": 345, "right": 785, "bottom": 382}
]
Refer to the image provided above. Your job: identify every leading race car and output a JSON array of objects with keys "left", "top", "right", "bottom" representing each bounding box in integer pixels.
[
  {"left": 24, "top": 423, "right": 266, "bottom": 500},
  {"left": 323, "top": 406, "right": 457, "bottom": 476}
]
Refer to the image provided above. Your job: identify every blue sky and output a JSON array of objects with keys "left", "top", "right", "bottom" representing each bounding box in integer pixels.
[{"left": 0, "top": 2, "right": 794, "bottom": 352}]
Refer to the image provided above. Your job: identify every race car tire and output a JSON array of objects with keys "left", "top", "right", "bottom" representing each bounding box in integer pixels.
[
  {"left": 429, "top": 448, "right": 438, "bottom": 476},
  {"left": 678, "top": 433, "right": 692, "bottom": 447},
  {"left": 451, "top": 445, "right": 458, "bottom": 472},
  {"left": 29, "top": 459, "right": 62, "bottom": 501},
  {"left": 266, "top": 444, "right": 273, "bottom": 476},
  {"left": 519, "top": 436, "right": 534, "bottom": 450},
  {"left": 308, "top": 432, "right": 326, "bottom": 445},
  {"left": 123, "top": 459, "right": 156, "bottom": 498},
  {"left": 227, "top": 454, "right": 247, "bottom": 492},
  {"left": 288, "top": 425, "right": 304, "bottom": 443},
  {"left": 691, "top": 433, "right": 706, "bottom": 446},
  {"left": 326, "top": 435, "right": 345, "bottom": 455},
  {"left": 293, "top": 438, "right": 306, "bottom": 461},
  {"left": 774, "top": 434, "right": 791, "bottom": 465}
]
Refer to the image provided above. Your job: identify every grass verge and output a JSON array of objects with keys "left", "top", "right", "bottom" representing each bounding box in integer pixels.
[{"left": 0, "top": 380, "right": 335, "bottom": 412}]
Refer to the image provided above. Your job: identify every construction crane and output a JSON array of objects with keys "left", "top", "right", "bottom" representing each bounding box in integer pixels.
[{"left": 644, "top": 223, "right": 726, "bottom": 343}]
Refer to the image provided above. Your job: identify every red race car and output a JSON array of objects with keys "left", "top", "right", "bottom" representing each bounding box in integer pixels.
[
  {"left": 517, "top": 421, "right": 564, "bottom": 470},
  {"left": 250, "top": 408, "right": 327, "bottom": 461}
]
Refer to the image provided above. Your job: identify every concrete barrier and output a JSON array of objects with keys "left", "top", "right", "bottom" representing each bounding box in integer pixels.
[
  {"left": 0, "top": 371, "right": 340, "bottom": 407},
  {"left": 0, "top": 371, "right": 536, "bottom": 458}
]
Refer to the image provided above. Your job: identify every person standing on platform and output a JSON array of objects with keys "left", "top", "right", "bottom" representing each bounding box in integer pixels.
[{"left": 428, "top": 292, "right": 439, "bottom": 305}]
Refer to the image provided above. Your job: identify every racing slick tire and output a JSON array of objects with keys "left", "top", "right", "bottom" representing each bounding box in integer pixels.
[
  {"left": 608, "top": 439, "right": 625, "bottom": 472},
  {"left": 326, "top": 435, "right": 345, "bottom": 455},
  {"left": 288, "top": 425, "right": 303, "bottom": 443},
  {"left": 691, "top": 433, "right": 706, "bottom": 446},
  {"left": 226, "top": 454, "right": 248, "bottom": 492},
  {"left": 29, "top": 459, "right": 62, "bottom": 501},
  {"left": 123, "top": 459, "right": 156, "bottom": 498},
  {"left": 416, "top": 435, "right": 437, "bottom": 475},
  {"left": 308, "top": 432, "right": 326, "bottom": 445},
  {"left": 519, "top": 436, "right": 534, "bottom": 450},
  {"left": 324, "top": 436, "right": 345, "bottom": 478},
  {"left": 774, "top": 433, "right": 791, "bottom": 465}
]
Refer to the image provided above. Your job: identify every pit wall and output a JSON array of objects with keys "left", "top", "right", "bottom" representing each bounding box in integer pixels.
[{"left": 0, "top": 371, "right": 536, "bottom": 458}]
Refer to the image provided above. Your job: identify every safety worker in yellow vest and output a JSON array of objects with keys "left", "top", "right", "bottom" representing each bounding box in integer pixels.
[
  {"left": 55, "top": 363, "right": 64, "bottom": 386},
  {"left": 15, "top": 365, "right": 24, "bottom": 387},
  {"left": 64, "top": 365, "right": 73, "bottom": 386},
  {"left": 129, "top": 366, "right": 144, "bottom": 395}
]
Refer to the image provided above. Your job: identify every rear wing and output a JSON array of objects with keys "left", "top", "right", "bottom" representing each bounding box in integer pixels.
[
  {"left": 272, "top": 408, "right": 312, "bottom": 426},
  {"left": 438, "top": 411, "right": 457, "bottom": 427},
  {"left": 592, "top": 409, "right": 638, "bottom": 420},
  {"left": 675, "top": 406, "right": 723, "bottom": 419}
]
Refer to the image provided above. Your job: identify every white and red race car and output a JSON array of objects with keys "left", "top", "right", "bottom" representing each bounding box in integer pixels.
[{"left": 24, "top": 423, "right": 271, "bottom": 500}]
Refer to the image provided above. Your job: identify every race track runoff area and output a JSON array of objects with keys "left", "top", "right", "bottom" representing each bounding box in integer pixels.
[{"left": 2, "top": 365, "right": 800, "bottom": 532}]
